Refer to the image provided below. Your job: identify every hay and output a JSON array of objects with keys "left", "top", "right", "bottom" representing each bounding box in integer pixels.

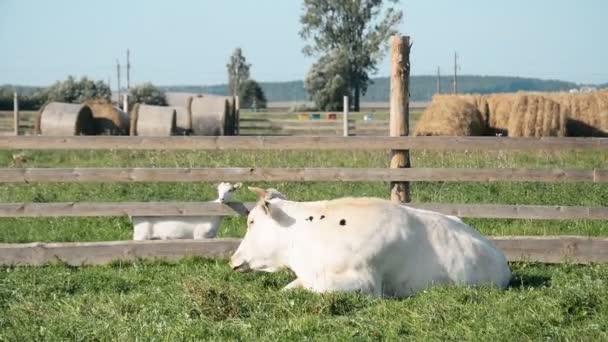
[
  {"left": 130, "top": 104, "right": 176, "bottom": 136},
  {"left": 507, "top": 94, "right": 565, "bottom": 137},
  {"left": 171, "top": 105, "right": 192, "bottom": 135},
  {"left": 84, "top": 99, "right": 129, "bottom": 135},
  {"left": 190, "top": 95, "right": 231, "bottom": 136},
  {"left": 545, "top": 91, "right": 608, "bottom": 137},
  {"left": 414, "top": 95, "right": 485, "bottom": 136},
  {"left": 35, "top": 102, "right": 96, "bottom": 136}
]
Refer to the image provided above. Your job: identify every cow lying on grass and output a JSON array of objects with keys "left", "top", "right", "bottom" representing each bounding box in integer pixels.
[
  {"left": 132, "top": 182, "right": 242, "bottom": 240},
  {"left": 230, "top": 187, "right": 511, "bottom": 298}
]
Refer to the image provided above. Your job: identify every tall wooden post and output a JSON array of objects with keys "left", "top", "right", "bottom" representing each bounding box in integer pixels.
[
  {"left": 123, "top": 93, "right": 128, "bottom": 112},
  {"left": 13, "top": 92, "right": 19, "bottom": 136},
  {"left": 389, "top": 36, "right": 411, "bottom": 203},
  {"left": 235, "top": 96, "right": 240, "bottom": 135},
  {"left": 343, "top": 96, "right": 349, "bottom": 137}
]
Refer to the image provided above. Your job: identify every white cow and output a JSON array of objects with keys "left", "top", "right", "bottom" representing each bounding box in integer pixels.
[
  {"left": 230, "top": 187, "right": 511, "bottom": 298},
  {"left": 132, "top": 182, "right": 242, "bottom": 240}
]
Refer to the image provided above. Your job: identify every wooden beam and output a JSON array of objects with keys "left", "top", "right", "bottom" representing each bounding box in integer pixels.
[
  {"left": 0, "top": 239, "right": 241, "bottom": 266},
  {"left": 389, "top": 35, "right": 412, "bottom": 203},
  {"left": 0, "top": 236, "right": 607, "bottom": 265},
  {"left": 1, "top": 136, "right": 608, "bottom": 151},
  {"left": 491, "top": 236, "right": 608, "bottom": 264},
  {"left": 0, "top": 167, "right": 606, "bottom": 183},
  {"left": 1, "top": 202, "right": 607, "bottom": 220}
]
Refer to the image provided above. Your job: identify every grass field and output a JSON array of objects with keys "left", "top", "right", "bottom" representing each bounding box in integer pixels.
[{"left": 1, "top": 141, "right": 608, "bottom": 338}]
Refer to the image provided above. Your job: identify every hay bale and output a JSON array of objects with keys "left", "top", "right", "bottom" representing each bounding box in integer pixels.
[
  {"left": 545, "top": 91, "right": 608, "bottom": 137},
  {"left": 130, "top": 104, "right": 176, "bottom": 136},
  {"left": 190, "top": 95, "right": 231, "bottom": 136},
  {"left": 170, "top": 105, "right": 192, "bottom": 135},
  {"left": 35, "top": 102, "right": 96, "bottom": 136},
  {"left": 486, "top": 93, "right": 521, "bottom": 135},
  {"left": 507, "top": 94, "right": 565, "bottom": 137},
  {"left": 414, "top": 95, "right": 485, "bottom": 136},
  {"left": 84, "top": 99, "right": 129, "bottom": 135}
]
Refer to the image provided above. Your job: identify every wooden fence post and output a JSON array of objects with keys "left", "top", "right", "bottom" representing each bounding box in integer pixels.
[
  {"left": 343, "top": 96, "right": 349, "bottom": 137},
  {"left": 123, "top": 93, "right": 128, "bottom": 113},
  {"left": 235, "top": 96, "right": 240, "bottom": 135},
  {"left": 389, "top": 35, "right": 412, "bottom": 203},
  {"left": 13, "top": 92, "right": 19, "bottom": 136}
]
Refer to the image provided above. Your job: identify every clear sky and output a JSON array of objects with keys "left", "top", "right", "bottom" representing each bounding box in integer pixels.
[{"left": 0, "top": 0, "right": 606, "bottom": 87}]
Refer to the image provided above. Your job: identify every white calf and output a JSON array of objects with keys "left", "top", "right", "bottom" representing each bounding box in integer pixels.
[
  {"left": 230, "top": 187, "right": 511, "bottom": 298},
  {"left": 132, "top": 182, "right": 242, "bottom": 240}
]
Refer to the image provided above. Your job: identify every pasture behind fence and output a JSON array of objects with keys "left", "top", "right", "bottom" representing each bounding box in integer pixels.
[{"left": 1, "top": 135, "right": 608, "bottom": 265}]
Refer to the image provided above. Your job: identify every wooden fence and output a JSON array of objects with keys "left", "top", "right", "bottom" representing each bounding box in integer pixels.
[
  {"left": 239, "top": 117, "right": 389, "bottom": 136},
  {"left": 1, "top": 135, "right": 608, "bottom": 266}
]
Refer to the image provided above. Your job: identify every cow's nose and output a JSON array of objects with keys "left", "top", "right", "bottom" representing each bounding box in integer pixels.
[{"left": 230, "top": 255, "right": 250, "bottom": 272}]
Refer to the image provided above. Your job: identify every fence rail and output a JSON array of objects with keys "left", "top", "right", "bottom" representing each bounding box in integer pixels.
[
  {"left": 1, "top": 202, "right": 608, "bottom": 220},
  {"left": 1, "top": 167, "right": 606, "bottom": 183},
  {"left": 1, "top": 136, "right": 608, "bottom": 151},
  {"left": 1, "top": 236, "right": 606, "bottom": 266}
]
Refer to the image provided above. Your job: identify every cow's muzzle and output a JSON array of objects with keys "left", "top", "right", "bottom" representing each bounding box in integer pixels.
[{"left": 231, "top": 261, "right": 251, "bottom": 272}]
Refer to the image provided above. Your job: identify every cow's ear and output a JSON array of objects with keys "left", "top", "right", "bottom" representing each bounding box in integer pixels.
[
  {"left": 262, "top": 200, "right": 271, "bottom": 215},
  {"left": 248, "top": 186, "right": 267, "bottom": 200}
]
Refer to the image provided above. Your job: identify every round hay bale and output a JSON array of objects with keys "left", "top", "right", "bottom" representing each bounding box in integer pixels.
[
  {"left": 190, "top": 95, "right": 230, "bottom": 136},
  {"left": 544, "top": 91, "right": 608, "bottom": 137},
  {"left": 414, "top": 95, "right": 485, "bottom": 136},
  {"left": 130, "top": 104, "right": 176, "bottom": 136},
  {"left": 170, "top": 105, "right": 192, "bottom": 135},
  {"left": 507, "top": 94, "right": 565, "bottom": 137},
  {"left": 486, "top": 93, "right": 520, "bottom": 136},
  {"left": 36, "top": 102, "right": 96, "bottom": 136},
  {"left": 84, "top": 99, "right": 129, "bottom": 135}
]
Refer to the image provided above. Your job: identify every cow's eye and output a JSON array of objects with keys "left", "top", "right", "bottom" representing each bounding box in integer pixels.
[{"left": 249, "top": 220, "right": 254, "bottom": 225}]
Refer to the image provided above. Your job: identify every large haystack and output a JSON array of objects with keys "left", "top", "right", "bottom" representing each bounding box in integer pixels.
[
  {"left": 414, "top": 95, "right": 486, "bottom": 136},
  {"left": 485, "top": 93, "right": 520, "bottom": 135},
  {"left": 84, "top": 99, "right": 129, "bottom": 135},
  {"left": 130, "top": 104, "right": 176, "bottom": 136},
  {"left": 546, "top": 91, "right": 608, "bottom": 136},
  {"left": 171, "top": 105, "right": 192, "bottom": 135},
  {"left": 190, "top": 95, "right": 232, "bottom": 136},
  {"left": 35, "top": 102, "right": 96, "bottom": 136},
  {"left": 507, "top": 94, "right": 566, "bottom": 137}
]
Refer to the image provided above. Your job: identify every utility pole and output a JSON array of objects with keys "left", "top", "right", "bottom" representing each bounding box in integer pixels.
[
  {"left": 116, "top": 59, "right": 121, "bottom": 106},
  {"left": 126, "top": 49, "right": 131, "bottom": 91},
  {"left": 436, "top": 66, "right": 441, "bottom": 94},
  {"left": 453, "top": 52, "right": 458, "bottom": 94}
]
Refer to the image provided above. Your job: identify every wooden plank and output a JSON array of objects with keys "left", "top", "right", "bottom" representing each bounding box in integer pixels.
[
  {"left": 1, "top": 136, "right": 608, "bottom": 151},
  {"left": 1, "top": 236, "right": 607, "bottom": 266},
  {"left": 0, "top": 239, "right": 241, "bottom": 266},
  {"left": 0, "top": 167, "right": 603, "bottom": 183},
  {"left": 490, "top": 236, "right": 608, "bottom": 264},
  {"left": 1, "top": 202, "right": 608, "bottom": 220}
]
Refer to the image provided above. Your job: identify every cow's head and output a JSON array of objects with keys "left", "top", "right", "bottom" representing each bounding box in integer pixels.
[
  {"left": 230, "top": 187, "right": 291, "bottom": 273},
  {"left": 217, "top": 182, "right": 242, "bottom": 203}
]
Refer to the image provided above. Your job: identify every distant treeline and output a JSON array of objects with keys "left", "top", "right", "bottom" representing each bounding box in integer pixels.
[{"left": 163, "top": 75, "right": 582, "bottom": 102}]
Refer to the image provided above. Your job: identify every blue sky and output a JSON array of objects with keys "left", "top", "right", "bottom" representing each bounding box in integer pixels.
[{"left": 0, "top": 0, "right": 606, "bottom": 86}]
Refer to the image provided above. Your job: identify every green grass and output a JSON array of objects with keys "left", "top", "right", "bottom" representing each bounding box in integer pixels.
[
  {"left": 1, "top": 147, "right": 608, "bottom": 339},
  {"left": 1, "top": 259, "right": 608, "bottom": 340}
]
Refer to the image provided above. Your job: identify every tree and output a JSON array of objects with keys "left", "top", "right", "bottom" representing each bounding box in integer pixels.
[
  {"left": 128, "top": 83, "right": 167, "bottom": 106},
  {"left": 300, "top": 0, "right": 402, "bottom": 111},
  {"left": 305, "top": 50, "right": 350, "bottom": 110},
  {"left": 226, "top": 48, "right": 251, "bottom": 97},
  {"left": 238, "top": 79, "right": 267, "bottom": 110},
  {"left": 43, "top": 76, "right": 111, "bottom": 103}
]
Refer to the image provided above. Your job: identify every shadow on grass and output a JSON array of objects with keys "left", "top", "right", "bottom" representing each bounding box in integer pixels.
[{"left": 508, "top": 273, "right": 551, "bottom": 289}]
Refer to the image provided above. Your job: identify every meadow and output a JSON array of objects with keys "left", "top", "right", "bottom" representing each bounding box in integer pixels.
[{"left": 1, "top": 111, "right": 608, "bottom": 339}]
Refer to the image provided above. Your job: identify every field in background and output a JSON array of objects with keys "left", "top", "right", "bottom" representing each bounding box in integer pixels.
[
  {"left": 1, "top": 147, "right": 608, "bottom": 339},
  {"left": 0, "top": 109, "right": 424, "bottom": 136}
]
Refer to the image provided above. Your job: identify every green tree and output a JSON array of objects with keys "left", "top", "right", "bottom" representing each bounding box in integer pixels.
[
  {"left": 128, "top": 83, "right": 167, "bottom": 106},
  {"left": 43, "top": 76, "right": 111, "bottom": 103},
  {"left": 305, "top": 50, "right": 350, "bottom": 110},
  {"left": 238, "top": 79, "right": 267, "bottom": 110},
  {"left": 300, "top": 0, "right": 402, "bottom": 111},
  {"left": 226, "top": 48, "right": 251, "bottom": 97}
]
